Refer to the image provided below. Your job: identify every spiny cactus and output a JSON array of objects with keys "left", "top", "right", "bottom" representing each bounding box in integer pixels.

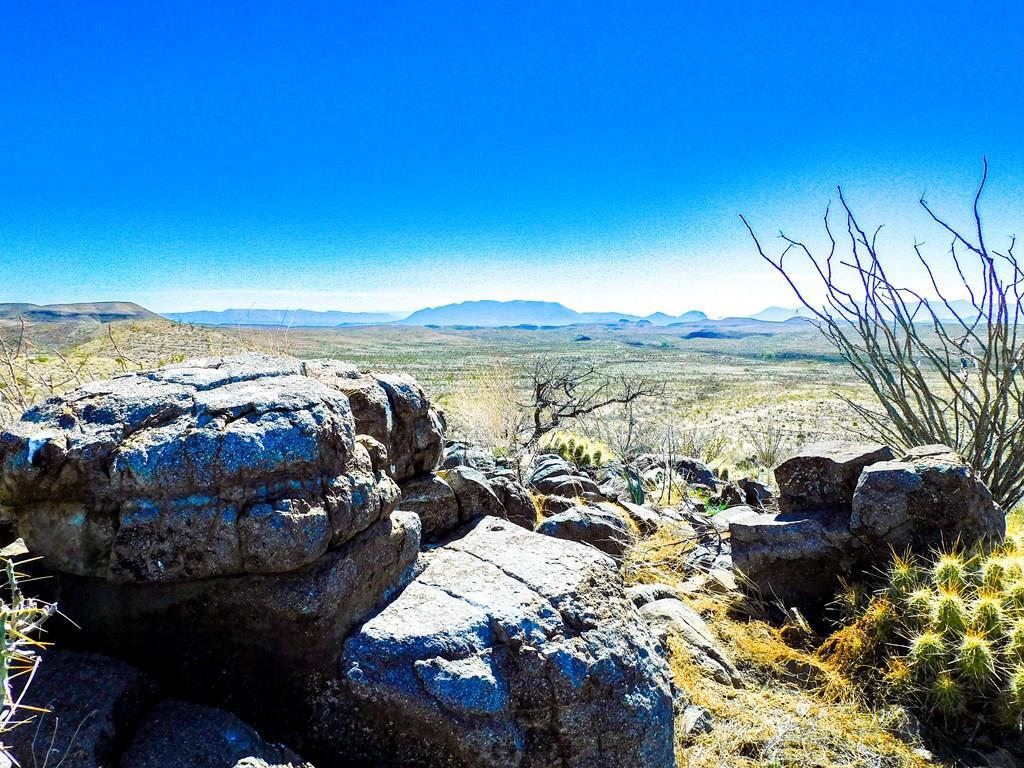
[{"left": 823, "top": 529, "right": 1024, "bottom": 735}]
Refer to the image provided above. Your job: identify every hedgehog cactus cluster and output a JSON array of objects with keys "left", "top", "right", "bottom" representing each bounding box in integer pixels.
[{"left": 836, "top": 525, "right": 1024, "bottom": 729}]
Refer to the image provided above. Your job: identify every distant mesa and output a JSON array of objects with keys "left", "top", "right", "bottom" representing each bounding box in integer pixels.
[{"left": 0, "top": 302, "right": 158, "bottom": 323}]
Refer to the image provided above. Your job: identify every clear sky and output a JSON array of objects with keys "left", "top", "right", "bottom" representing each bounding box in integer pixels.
[{"left": 1, "top": 2, "right": 1022, "bottom": 316}]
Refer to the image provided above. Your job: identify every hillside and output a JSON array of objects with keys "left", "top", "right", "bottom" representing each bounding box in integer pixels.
[{"left": 0, "top": 302, "right": 158, "bottom": 323}]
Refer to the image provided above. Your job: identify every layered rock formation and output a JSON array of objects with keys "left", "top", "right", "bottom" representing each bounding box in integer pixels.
[{"left": 0, "top": 355, "right": 675, "bottom": 768}]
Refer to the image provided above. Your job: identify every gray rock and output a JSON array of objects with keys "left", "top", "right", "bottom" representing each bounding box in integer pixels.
[
  {"left": 119, "top": 699, "right": 312, "bottom": 768},
  {"left": 639, "top": 598, "right": 742, "bottom": 688},
  {"left": 440, "top": 442, "right": 497, "bottom": 474},
  {"left": 528, "top": 454, "right": 576, "bottom": 485},
  {"left": 531, "top": 473, "right": 602, "bottom": 497},
  {"left": 443, "top": 466, "right": 506, "bottom": 523},
  {"left": 729, "top": 506, "right": 858, "bottom": 608},
  {"left": 1, "top": 355, "right": 401, "bottom": 582},
  {"left": 774, "top": 441, "right": 894, "bottom": 513},
  {"left": 538, "top": 494, "right": 579, "bottom": 516},
  {"left": 340, "top": 516, "right": 675, "bottom": 768},
  {"left": 682, "top": 705, "right": 713, "bottom": 737},
  {"left": 302, "top": 361, "right": 444, "bottom": 482},
  {"left": 535, "top": 502, "right": 633, "bottom": 560},
  {"left": 708, "top": 481, "right": 745, "bottom": 508},
  {"left": 626, "top": 582, "right": 680, "bottom": 608},
  {"left": 487, "top": 474, "right": 537, "bottom": 529},
  {"left": 851, "top": 446, "right": 1004, "bottom": 554},
  {"left": 399, "top": 474, "right": 460, "bottom": 542},
  {"left": 8, "top": 651, "right": 158, "bottom": 768},
  {"left": 737, "top": 477, "right": 774, "bottom": 508}
]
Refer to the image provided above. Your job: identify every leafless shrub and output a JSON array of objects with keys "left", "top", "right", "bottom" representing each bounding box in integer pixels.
[
  {"left": 676, "top": 422, "right": 730, "bottom": 464},
  {"left": 0, "top": 319, "right": 92, "bottom": 424},
  {"left": 743, "top": 160, "right": 1024, "bottom": 507},
  {"left": 518, "top": 355, "right": 663, "bottom": 446},
  {"left": 744, "top": 414, "right": 790, "bottom": 469},
  {"left": 445, "top": 362, "right": 531, "bottom": 456}
]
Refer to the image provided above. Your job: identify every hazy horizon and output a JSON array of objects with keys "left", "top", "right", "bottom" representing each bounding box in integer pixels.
[{"left": 2, "top": 3, "right": 1022, "bottom": 315}]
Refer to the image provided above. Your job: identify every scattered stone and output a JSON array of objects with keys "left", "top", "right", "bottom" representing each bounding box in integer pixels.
[
  {"left": 398, "top": 473, "right": 460, "bottom": 542},
  {"left": 120, "top": 699, "right": 313, "bottom": 768},
  {"left": 639, "top": 598, "right": 742, "bottom": 688},
  {"left": 774, "top": 441, "right": 894, "bottom": 513},
  {"left": 682, "top": 704, "right": 713, "bottom": 737},
  {"left": 535, "top": 502, "right": 633, "bottom": 560},
  {"left": 439, "top": 441, "right": 496, "bottom": 474},
  {"left": 7, "top": 651, "right": 159, "bottom": 768},
  {"left": 538, "top": 494, "right": 578, "bottom": 516},
  {"left": 340, "top": 517, "right": 675, "bottom": 768}
]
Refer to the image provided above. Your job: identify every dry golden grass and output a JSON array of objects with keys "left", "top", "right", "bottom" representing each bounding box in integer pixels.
[{"left": 623, "top": 525, "right": 932, "bottom": 768}]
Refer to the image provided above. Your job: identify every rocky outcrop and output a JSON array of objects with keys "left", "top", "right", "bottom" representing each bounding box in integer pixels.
[
  {"left": 120, "top": 700, "right": 313, "bottom": 768},
  {"left": 774, "top": 441, "right": 894, "bottom": 513},
  {"left": 639, "top": 599, "right": 742, "bottom": 688},
  {"left": 730, "top": 442, "right": 1004, "bottom": 611},
  {"left": 339, "top": 517, "right": 675, "bottom": 767},
  {"left": 0, "top": 358, "right": 678, "bottom": 767},
  {"left": 0, "top": 355, "right": 402, "bottom": 582},
  {"left": 535, "top": 501, "right": 633, "bottom": 560}
]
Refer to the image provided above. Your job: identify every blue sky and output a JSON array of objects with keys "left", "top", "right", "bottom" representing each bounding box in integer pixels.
[{"left": 1, "top": 1, "right": 1022, "bottom": 316}]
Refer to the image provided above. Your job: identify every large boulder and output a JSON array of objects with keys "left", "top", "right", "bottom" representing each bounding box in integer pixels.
[
  {"left": 851, "top": 445, "right": 1003, "bottom": 553},
  {"left": 535, "top": 502, "right": 633, "bottom": 560},
  {"left": 729, "top": 506, "right": 859, "bottom": 608},
  {"left": 301, "top": 361, "right": 445, "bottom": 481},
  {"left": 774, "top": 441, "right": 894, "bottom": 513},
  {"left": 733, "top": 443, "right": 1005, "bottom": 611},
  {"left": 398, "top": 474, "right": 460, "bottom": 541},
  {"left": 0, "top": 355, "right": 401, "bottom": 582},
  {"left": 8, "top": 651, "right": 159, "bottom": 768},
  {"left": 44, "top": 510, "right": 421, "bottom": 708},
  {"left": 339, "top": 517, "right": 675, "bottom": 767},
  {"left": 120, "top": 699, "right": 313, "bottom": 768}
]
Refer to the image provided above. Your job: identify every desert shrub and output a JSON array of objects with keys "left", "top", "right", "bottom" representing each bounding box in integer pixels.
[
  {"left": 746, "top": 163, "right": 1024, "bottom": 508},
  {"left": 676, "top": 422, "right": 730, "bottom": 464},
  {"left": 444, "top": 363, "right": 531, "bottom": 457},
  {"left": 743, "top": 414, "right": 790, "bottom": 469},
  {"left": 821, "top": 523, "right": 1024, "bottom": 735}
]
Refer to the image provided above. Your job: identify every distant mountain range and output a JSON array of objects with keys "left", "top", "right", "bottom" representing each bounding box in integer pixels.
[
  {"left": 4, "top": 298, "right": 985, "bottom": 329},
  {"left": 0, "top": 302, "right": 158, "bottom": 323},
  {"left": 163, "top": 308, "right": 404, "bottom": 327},
  {"left": 397, "top": 301, "right": 708, "bottom": 327}
]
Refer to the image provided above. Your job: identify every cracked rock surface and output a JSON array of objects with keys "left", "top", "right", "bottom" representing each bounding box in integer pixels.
[
  {"left": 0, "top": 355, "right": 406, "bottom": 582},
  {"left": 339, "top": 516, "right": 675, "bottom": 768}
]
